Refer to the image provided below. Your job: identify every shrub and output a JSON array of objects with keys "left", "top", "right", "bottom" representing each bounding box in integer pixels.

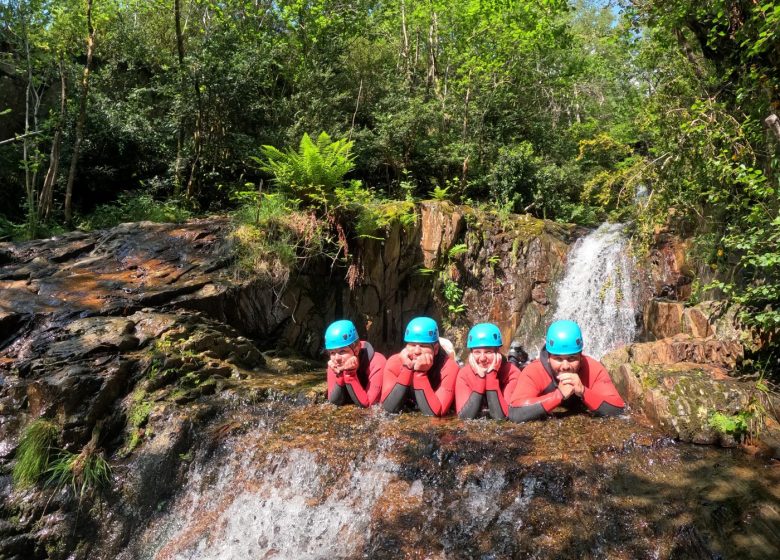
[
  {"left": 255, "top": 132, "right": 360, "bottom": 213},
  {"left": 80, "top": 192, "right": 192, "bottom": 230},
  {"left": 231, "top": 192, "right": 329, "bottom": 278}
]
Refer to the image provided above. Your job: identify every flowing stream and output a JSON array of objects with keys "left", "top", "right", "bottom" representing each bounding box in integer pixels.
[
  {"left": 122, "top": 405, "right": 780, "bottom": 560},
  {"left": 552, "top": 222, "right": 638, "bottom": 359}
]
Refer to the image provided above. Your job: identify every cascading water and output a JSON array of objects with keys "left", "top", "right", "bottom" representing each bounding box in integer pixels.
[
  {"left": 120, "top": 405, "right": 780, "bottom": 560},
  {"left": 551, "top": 222, "right": 638, "bottom": 359}
]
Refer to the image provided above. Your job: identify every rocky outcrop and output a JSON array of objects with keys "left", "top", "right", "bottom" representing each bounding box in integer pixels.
[
  {"left": 643, "top": 231, "right": 693, "bottom": 302},
  {"left": 602, "top": 335, "right": 772, "bottom": 448},
  {"left": 0, "top": 206, "right": 574, "bottom": 359},
  {"left": 642, "top": 299, "right": 763, "bottom": 351},
  {"left": 348, "top": 203, "right": 573, "bottom": 355},
  {"left": 0, "top": 308, "right": 321, "bottom": 560}
]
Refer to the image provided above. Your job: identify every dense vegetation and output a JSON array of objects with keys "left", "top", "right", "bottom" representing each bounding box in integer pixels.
[{"left": 0, "top": 0, "right": 778, "bottom": 335}]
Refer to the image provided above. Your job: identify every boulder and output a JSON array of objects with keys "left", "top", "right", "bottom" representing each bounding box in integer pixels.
[
  {"left": 611, "top": 361, "right": 756, "bottom": 445},
  {"left": 603, "top": 336, "right": 763, "bottom": 446}
]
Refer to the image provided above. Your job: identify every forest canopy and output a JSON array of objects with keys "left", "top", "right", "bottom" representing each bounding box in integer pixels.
[{"left": 1, "top": 0, "right": 778, "bottom": 332}]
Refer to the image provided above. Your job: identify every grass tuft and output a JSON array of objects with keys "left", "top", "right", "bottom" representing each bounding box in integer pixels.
[{"left": 12, "top": 419, "right": 58, "bottom": 488}]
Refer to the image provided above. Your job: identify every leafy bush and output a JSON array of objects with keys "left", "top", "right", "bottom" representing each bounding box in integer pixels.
[
  {"left": 255, "top": 132, "right": 361, "bottom": 213},
  {"left": 80, "top": 192, "right": 192, "bottom": 230},
  {"left": 12, "top": 419, "right": 58, "bottom": 488}
]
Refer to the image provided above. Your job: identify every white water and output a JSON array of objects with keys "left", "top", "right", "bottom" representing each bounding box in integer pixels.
[
  {"left": 552, "top": 222, "right": 638, "bottom": 359},
  {"left": 127, "top": 443, "right": 397, "bottom": 560}
]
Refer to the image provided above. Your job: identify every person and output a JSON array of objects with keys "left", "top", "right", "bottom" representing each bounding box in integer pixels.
[
  {"left": 325, "top": 319, "right": 386, "bottom": 407},
  {"left": 455, "top": 323, "right": 521, "bottom": 420},
  {"left": 508, "top": 320, "right": 625, "bottom": 422},
  {"left": 507, "top": 338, "right": 529, "bottom": 370},
  {"left": 381, "top": 316, "right": 459, "bottom": 416}
]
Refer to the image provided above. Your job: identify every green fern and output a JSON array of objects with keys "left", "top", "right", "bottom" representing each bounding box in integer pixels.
[{"left": 255, "top": 132, "right": 356, "bottom": 211}]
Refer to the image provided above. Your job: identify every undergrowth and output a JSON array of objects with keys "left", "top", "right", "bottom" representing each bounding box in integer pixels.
[{"left": 79, "top": 192, "right": 192, "bottom": 230}]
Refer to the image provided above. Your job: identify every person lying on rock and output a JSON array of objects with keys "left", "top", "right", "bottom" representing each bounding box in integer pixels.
[
  {"left": 455, "top": 323, "right": 521, "bottom": 420},
  {"left": 508, "top": 320, "right": 625, "bottom": 422},
  {"left": 381, "top": 316, "right": 459, "bottom": 416},
  {"left": 325, "top": 319, "right": 386, "bottom": 407}
]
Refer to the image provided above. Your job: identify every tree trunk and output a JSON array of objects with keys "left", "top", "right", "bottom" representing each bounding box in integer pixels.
[
  {"left": 39, "top": 60, "right": 66, "bottom": 221},
  {"left": 64, "top": 0, "right": 96, "bottom": 225},
  {"left": 400, "top": 0, "right": 411, "bottom": 84},
  {"left": 174, "top": 0, "right": 186, "bottom": 191}
]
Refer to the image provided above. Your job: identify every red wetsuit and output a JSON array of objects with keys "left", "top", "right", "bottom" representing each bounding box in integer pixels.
[
  {"left": 508, "top": 351, "right": 625, "bottom": 422},
  {"left": 327, "top": 341, "right": 386, "bottom": 407},
  {"left": 455, "top": 357, "right": 521, "bottom": 420},
  {"left": 381, "top": 349, "right": 459, "bottom": 416}
]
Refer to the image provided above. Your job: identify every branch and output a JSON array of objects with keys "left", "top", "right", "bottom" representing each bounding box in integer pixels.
[{"left": 0, "top": 130, "right": 42, "bottom": 145}]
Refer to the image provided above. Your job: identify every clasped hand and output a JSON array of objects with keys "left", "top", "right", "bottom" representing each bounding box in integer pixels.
[
  {"left": 401, "top": 347, "right": 435, "bottom": 373},
  {"left": 556, "top": 372, "right": 584, "bottom": 399},
  {"left": 328, "top": 354, "right": 359, "bottom": 376}
]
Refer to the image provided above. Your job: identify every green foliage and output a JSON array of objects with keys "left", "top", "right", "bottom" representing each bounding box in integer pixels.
[
  {"left": 80, "top": 192, "right": 192, "bottom": 230},
  {"left": 708, "top": 411, "right": 751, "bottom": 438},
  {"left": 442, "top": 279, "right": 467, "bottom": 316},
  {"left": 429, "top": 185, "right": 451, "bottom": 201},
  {"left": 354, "top": 199, "right": 417, "bottom": 237},
  {"left": 231, "top": 192, "right": 329, "bottom": 277},
  {"left": 256, "top": 132, "right": 359, "bottom": 213},
  {"left": 12, "top": 419, "right": 58, "bottom": 488},
  {"left": 47, "top": 448, "right": 111, "bottom": 500}
]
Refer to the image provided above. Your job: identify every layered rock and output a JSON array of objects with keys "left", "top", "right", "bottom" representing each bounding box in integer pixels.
[{"left": 603, "top": 334, "right": 774, "bottom": 449}]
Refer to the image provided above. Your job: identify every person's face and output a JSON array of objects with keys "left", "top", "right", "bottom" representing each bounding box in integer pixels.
[
  {"left": 328, "top": 345, "right": 356, "bottom": 366},
  {"left": 470, "top": 347, "right": 498, "bottom": 368},
  {"left": 549, "top": 353, "right": 582, "bottom": 375},
  {"left": 405, "top": 342, "right": 436, "bottom": 359}
]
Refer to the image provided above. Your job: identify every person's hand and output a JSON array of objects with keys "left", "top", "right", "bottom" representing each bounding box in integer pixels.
[
  {"left": 400, "top": 347, "right": 415, "bottom": 370},
  {"left": 487, "top": 352, "right": 502, "bottom": 375},
  {"left": 557, "top": 372, "right": 584, "bottom": 398},
  {"left": 342, "top": 368, "right": 358, "bottom": 382},
  {"left": 468, "top": 353, "right": 488, "bottom": 378},
  {"left": 341, "top": 355, "right": 359, "bottom": 372},
  {"left": 413, "top": 347, "right": 435, "bottom": 372},
  {"left": 328, "top": 356, "right": 343, "bottom": 375}
]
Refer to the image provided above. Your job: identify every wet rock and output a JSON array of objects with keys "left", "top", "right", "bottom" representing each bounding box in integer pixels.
[
  {"left": 624, "top": 334, "right": 743, "bottom": 370},
  {"left": 612, "top": 361, "right": 756, "bottom": 445},
  {"left": 643, "top": 299, "right": 755, "bottom": 345}
]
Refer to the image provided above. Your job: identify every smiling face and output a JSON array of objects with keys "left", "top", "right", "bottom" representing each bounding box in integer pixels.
[
  {"left": 327, "top": 344, "right": 358, "bottom": 368},
  {"left": 548, "top": 353, "right": 582, "bottom": 375},
  {"left": 470, "top": 347, "right": 498, "bottom": 369}
]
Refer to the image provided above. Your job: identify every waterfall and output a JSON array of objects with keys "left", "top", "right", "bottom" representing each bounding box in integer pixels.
[
  {"left": 129, "top": 445, "right": 396, "bottom": 560},
  {"left": 551, "top": 222, "right": 637, "bottom": 359}
]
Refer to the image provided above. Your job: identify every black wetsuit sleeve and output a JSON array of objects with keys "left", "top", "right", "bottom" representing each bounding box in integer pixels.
[
  {"left": 486, "top": 391, "right": 505, "bottom": 420},
  {"left": 593, "top": 402, "right": 624, "bottom": 417},
  {"left": 508, "top": 403, "right": 548, "bottom": 423},
  {"left": 382, "top": 384, "right": 409, "bottom": 413},
  {"left": 328, "top": 383, "right": 348, "bottom": 405},
  {"left": 458, "top": 392, "right": 484, "bottom": 419}
]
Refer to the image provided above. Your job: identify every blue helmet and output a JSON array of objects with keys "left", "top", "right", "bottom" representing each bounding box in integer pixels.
[
  {"left": 467, "top": 323, "right": 502, "bottom": 349},
  {"left": 324, "top": 319, "right": 359, "bottom": 350},
  {"left": 545, "top": 320, "right": 583, "bottom": 355},
  {"left": 404, "top": 317, "right": 439, "bottom": 344}
]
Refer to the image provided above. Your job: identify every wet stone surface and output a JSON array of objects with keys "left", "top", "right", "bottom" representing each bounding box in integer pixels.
[{"left": 117, "top": 402, "right": 780, "bottom": 560}]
